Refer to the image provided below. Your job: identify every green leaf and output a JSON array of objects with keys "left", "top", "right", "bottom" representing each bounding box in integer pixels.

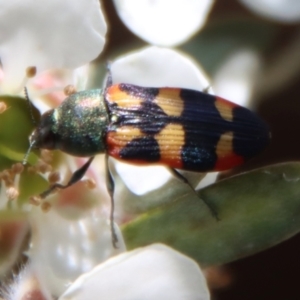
[
  {"left": 18, "top": 170, "right": 49, "bottom": 205},
  {"left": 123, "top": 162, "right": 300, "bottom": 266},
  {"left": 0, "top": 95, "right": 40, "bottom": 169}
]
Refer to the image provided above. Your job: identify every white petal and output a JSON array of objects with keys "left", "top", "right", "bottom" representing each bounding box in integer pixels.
[
  {"left": 59, "top": 244, "right": 210, "bottom": 300},
  {"left": 113, "top": 0, "right": 214, "bottom": 46},
  {"left": 114, "top": 160, "right": 171, "bottom": 196},
  {"left": 212, "top": 49, "right": 261, "bottom": 108},
  {"left": 29, "top": 208, "right": 125, "bottom": 296},
  {"left": 196, "top": 172, "right": 219, "bottom": 190},
  {"left": 109, "top": 46, "right": 213, "bottom": 195},
  {"left": 28, "top": 65, "right": 91, "bottom": 114},
  {"left": 0, "top": 0, "right": 106, "bottom": 91},
  {"left": 239, "top": 0, "right": 300, "bottom": 23},
  {"left": 111, "top": 46, "right": 211, "bottom": 89}
]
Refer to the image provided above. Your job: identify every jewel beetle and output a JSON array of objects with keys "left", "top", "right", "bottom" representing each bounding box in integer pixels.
[{"left": 23, "top": 72, "right": 270, "bottom": 246}]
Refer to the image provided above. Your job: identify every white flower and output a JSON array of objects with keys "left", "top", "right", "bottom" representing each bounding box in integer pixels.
[
  {"left": 29, "top": 207, "right": 125, "bottom": 296},
  {"left": 0, "top": 0, "right": 114, "bottom": 297},
  {"left": 212, "top": 49, "right": 262, "bottom": 108},
  {"left": 0, "top": 0, "right": 106, "bottom": 92},
  {"left": 113, "top": 0, "right": 215, "bottom": 46},
  {"left": 59, "top": 244, "right": 210, "bottom": 300},
  {"left": 239, "top": 0, "right": 300, "bottom": 23}
]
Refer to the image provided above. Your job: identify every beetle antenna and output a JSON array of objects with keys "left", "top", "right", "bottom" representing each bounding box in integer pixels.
[
  {"left": 24, "top": 87, "right": 37, "bottom": 126},
  {"left": 23, "top": 87, "right": 37, "bottom": 166},
  {"left": 22, "top": 139, "right": 35, "bottom": 166}
]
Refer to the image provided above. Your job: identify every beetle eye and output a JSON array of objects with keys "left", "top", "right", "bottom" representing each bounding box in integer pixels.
[
  {"left": 29, "top": 109, "right": 57, "bottom": 150},
  {"left": 38, "top": 127, "right": 56, "bottom": 149},
  {"left": 29, "top": 126, "right": 56, "bottom": 150}
]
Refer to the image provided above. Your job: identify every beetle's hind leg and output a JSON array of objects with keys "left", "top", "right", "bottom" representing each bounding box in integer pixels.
[{"left": 169, "top": 168, "right": 219, "bottom": 221}]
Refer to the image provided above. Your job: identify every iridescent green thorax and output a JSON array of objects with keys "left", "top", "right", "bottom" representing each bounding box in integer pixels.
[
  {"left": 32, "top": 89, "right": 109, "bottom": 157},
  {"left": 52, "top": 89, "right": 109, "bottom": 156}
]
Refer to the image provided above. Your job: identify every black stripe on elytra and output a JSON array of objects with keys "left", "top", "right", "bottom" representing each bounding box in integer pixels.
[
  {"left": 119, "top": 83, "right": 159, "bottom": 101},
  {"left": 232, "top": 106, "right": 270, "bottom": 159},
  {"left": 110, "top": 84, "right": 170, "bottom": 135},
  {"left": 179, "top": 89, "right": 223, "bottom": 171},
  {"left": 119, "top": 136, "right": 161, "bottom": 162},
  {"left": 178, "top": 89, "right": 270, "bottom": 171}
]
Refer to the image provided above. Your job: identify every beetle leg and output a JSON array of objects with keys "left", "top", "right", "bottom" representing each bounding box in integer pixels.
[
  {"left": 39, "top": 156, "right": 95, "bottom": 199},
  {"left": 169, "top": 168, "right": 220, "bottom": 221},
  {"left": 202, "top": 85, "right": 211, "bottom": 93},
  {"left": 105, "top": 153, "right": 118, "bottom": 248},
  {"left": 105, "top": 61, "right": 113, "bottom": 89}
]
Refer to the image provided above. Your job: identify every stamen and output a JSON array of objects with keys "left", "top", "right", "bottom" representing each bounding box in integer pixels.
[
  {"left": 48, "top": 171, "right": 60, "bottom": 184},
  {"left": 84, "top": 178, "right": 96, "bottom": 189},
  {"left": 11, "top": 163, "right": 24, "bottom": 175},
  {"left": 36, "top": 160, "right": 52, "bottom": 173},
  {"left": 1, "top": 170, "right": 13, "bottom": 186},
  {"left": 6, "top": 186, "right": 19, "bottom": 200},
  {"left": 26, "top": 66, "right": 37, "bottom": 78},
  {"left": 64, "top": 84, "right": 77, "bottom": 96},
  {"left": 29, "top": 195, "right": 41, "bottom": 206},
  {"left": 41, "top": 202, "right": 51, "bottom": 212}
]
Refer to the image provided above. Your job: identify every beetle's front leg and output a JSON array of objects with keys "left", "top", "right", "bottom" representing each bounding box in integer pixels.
[{"left": 39, "top": 156, "right": 95, "bottom": 199}]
